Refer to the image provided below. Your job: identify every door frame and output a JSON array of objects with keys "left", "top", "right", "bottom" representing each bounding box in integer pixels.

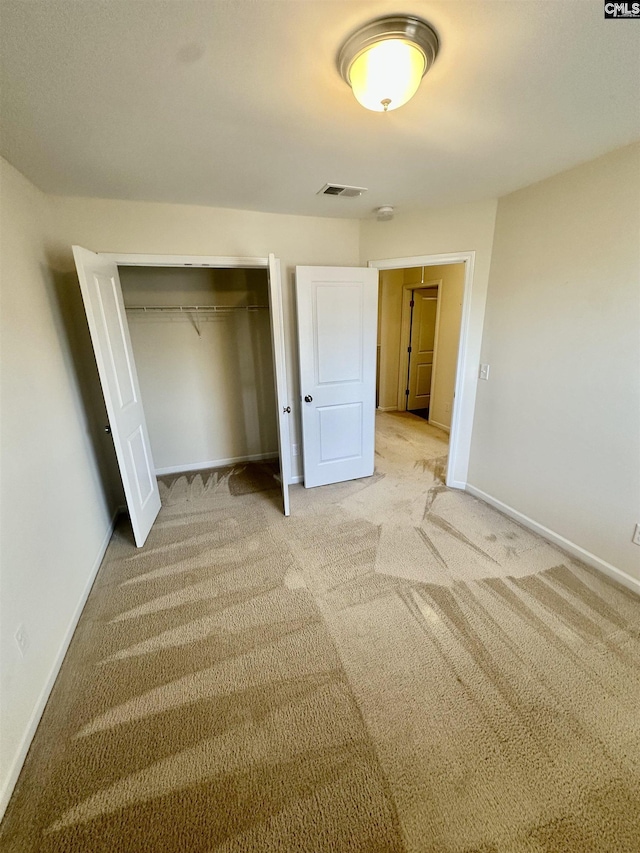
[
  {"left": 368, "top": 252, "right": 477, "bottom": 490},
  {"left": 396, "top": 280, "right": 442, "bottom": 413},
  {"left": 100, "top": 252, "right": 292, "bottom": 502},
  {"left": 101, "top": 253, "right": 269, "bottom": 269}
]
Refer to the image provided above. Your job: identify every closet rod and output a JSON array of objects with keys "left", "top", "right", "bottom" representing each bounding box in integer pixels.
[{"left": 126, "top": 305, "right": 269, "bottom": 313}]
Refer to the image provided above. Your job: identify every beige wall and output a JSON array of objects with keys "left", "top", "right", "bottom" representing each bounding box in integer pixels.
[
  {"left": 0, "top": 159, "right": 117, "bottom": 810},
  {"left": 120, "top": 267, "right": 277, "bottom": 471},
  {"left": 468, "top": 142, "right": 640, "bottom": 582},
  {"left": 360, "top": 199, "right": 498, "bottom": 265},
  {"left": 48, "top": 195, "right": 361, "bottom": 481},
  {"left": 429, "top": 263, "right": 464, "bottom": 430}
]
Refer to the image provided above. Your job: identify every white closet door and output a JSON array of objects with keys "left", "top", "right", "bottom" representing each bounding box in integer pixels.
[
  {"left": 73, "top": 246, "right": 161, "bottom": 546},
  {"left": 296, "top": 265, "right": 378, "bottom": 488},
  {"left": 267, "top": 254, "right": 291, "bottom": 516}
]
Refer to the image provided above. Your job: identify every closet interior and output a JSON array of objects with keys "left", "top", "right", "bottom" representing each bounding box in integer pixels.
[{"left": 119, "top": 265, "right": 279, "bottom": 476}]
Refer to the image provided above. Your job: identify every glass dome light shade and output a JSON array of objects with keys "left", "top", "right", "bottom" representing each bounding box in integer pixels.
[{"left": 348, "top": 39, "right": 426, "bottom": 112}]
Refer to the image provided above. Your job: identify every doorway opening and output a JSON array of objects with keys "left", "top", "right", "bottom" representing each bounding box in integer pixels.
[
  {"left": 405, "top": 283, "right": 439, "bottom": 421},
  {"left": 393, "top": 263, "right": 466, "bottom": 435},
  {"left": 376, "top": 263, "right": 465, "bottom": 432},
  {"left": 369, "top": 252, "right": 478, "bottom": 489}
]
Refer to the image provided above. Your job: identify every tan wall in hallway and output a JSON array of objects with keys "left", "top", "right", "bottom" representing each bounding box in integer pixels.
[
  {"left": 429, "top": 263, "right": 465, "bottom": 430},
  {"left": 377, "top": 268, "right": 404, "bottom": 409}
]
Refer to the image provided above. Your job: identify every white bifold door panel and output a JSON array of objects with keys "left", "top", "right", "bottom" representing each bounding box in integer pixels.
[
  {"left": 267, "top": 254, "right": 291, "bottom": 516},
  {"left": 73, "top": 246, "right": 161, "bottom": 547},
  {"left": 296, "top": 266, "right": 378, "bottom": 488}
]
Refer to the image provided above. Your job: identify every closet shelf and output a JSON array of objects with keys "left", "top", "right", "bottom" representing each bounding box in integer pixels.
[{"left": 126, "top": 305, "right": 268, "bottom": 313}]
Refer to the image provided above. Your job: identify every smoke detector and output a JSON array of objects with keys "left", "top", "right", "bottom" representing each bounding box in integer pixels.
[
  {"left": 317, "top": 183, "right": 368, "bottom": 198},
  {"left": 375, "top": 205, "right": 394, "bottom": 221}
]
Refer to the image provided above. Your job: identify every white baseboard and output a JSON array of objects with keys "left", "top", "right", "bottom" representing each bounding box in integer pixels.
[
  {"left": 0, "top": 507, "right": 119, "bottom": 821},
  {"left": 290, "top": 475, "right": 303, "bottom": 485},
  {"left": 428, "top": 419, "right": 451, "bottom": 433},
  {"left": 377, "top": 406, "right": 398, "bottom": 412},
  {"left": 447, "top": 478, "right": 467, "bottom": 491},
  {"left": 156, "top": 452, "right": 278, "bottom": 476},
  {"left": 465, "top": 484, "right": 640, "bottom": 596}
]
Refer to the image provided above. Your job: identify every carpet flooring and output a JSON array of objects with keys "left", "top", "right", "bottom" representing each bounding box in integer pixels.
[{"left": 2, "top": 412, "right": 639, "bottom": 852}]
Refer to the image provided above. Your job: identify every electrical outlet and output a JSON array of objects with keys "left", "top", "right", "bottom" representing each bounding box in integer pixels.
[
  {"left": 632, "top": 524, "right": 640, "bottom": 546},
  {"left": 292, "top": 444, "right": 299, "bottom": 457},
  {"left": 479, "top": 363, "right": 490, "bottom": 381},
  {"left": 15, "top": 624, "right": 30, "bottom": 657},
  {"left": 444, "top": 402, "right": 451, "bottom": 414}
]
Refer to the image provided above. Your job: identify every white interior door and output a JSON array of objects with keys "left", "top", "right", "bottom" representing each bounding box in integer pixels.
[
  {"left": 72, "top": 246, "right": 161, "bottom": 546},
  {"left": 267, "top": 254, "right": 291, "bottom": 516},
  {"left": 407, "top": 287, "right": 438, "bottom": 410},
  {"left": 296, "top": 265, "right": 378, "bottom": 488}
]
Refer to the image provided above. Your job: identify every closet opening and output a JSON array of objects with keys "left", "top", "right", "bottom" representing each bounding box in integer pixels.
[
  {"left": 119, "top": 264, "right": 280, "bottom": 486},
  {"left": 73, "top": 247, "right": 291, "bottom": 546}
]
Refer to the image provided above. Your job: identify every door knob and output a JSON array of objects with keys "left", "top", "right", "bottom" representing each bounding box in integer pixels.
[
  {"left": 104, "top": 425, "right": 111, "bottom": 434},
  {"left": 304, "top": 395, "right": 313, "bottom": 403},
  {"left": 283, "top": 406, "right": 291, "bottom": 413}
]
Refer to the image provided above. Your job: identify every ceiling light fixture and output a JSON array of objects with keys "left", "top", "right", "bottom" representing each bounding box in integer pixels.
[{"left": 337, "top": 15, "right": 439, "bottom": 112}]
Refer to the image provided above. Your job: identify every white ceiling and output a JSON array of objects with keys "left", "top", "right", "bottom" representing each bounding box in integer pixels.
[{"left": 1, "top": 0, "right": 639, "bottom": 219}]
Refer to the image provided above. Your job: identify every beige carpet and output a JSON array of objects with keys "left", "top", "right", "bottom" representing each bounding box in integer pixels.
[{"left": 2, "top": 412, "right": 639, "bottom": 852}]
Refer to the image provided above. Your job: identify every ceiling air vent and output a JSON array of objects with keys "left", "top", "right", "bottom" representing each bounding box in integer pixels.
[{"left": 317, "top": 183, "right": 367, "bottom": 198}]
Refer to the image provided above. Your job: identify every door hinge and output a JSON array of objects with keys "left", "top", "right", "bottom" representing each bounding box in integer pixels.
[
  {"left": 407, "top": 346, "right": 412, "bottom": 353},
  {"left": 405, "top": 389, "right": 410, "bottom": 396},
  {"left": 410, "top": 300, "right": 415, "bottom": 307}
]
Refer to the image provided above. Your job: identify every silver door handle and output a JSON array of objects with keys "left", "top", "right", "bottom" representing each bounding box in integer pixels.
[{"left": 304, "top": 395, "right": 313, "bottom": 403}]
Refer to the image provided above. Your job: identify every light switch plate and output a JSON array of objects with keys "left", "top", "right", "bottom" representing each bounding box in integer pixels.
[{"left": 479, "top": 363, "right": 490, "bottom": 381}]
